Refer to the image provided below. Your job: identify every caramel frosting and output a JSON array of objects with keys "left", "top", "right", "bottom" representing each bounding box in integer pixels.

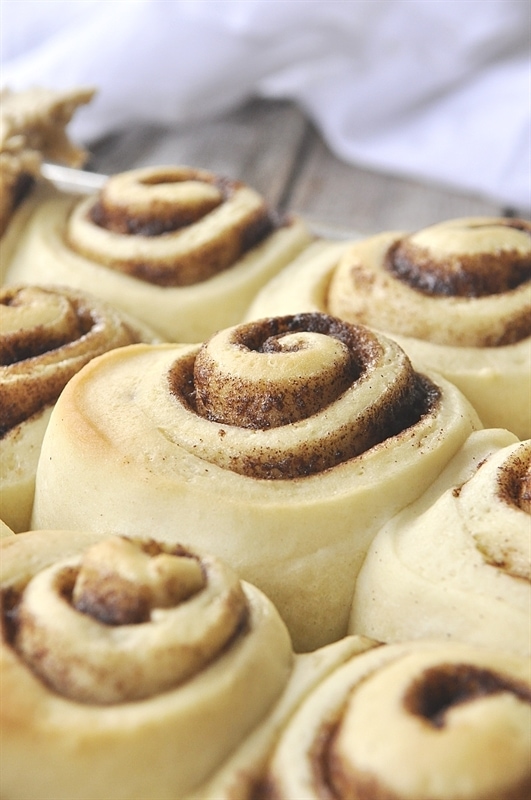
[
  {"left": 0, "top": 284, "right": 158, "bottom": 532},
  {"left": 245, "top": 219, "right": 531, "bottom": 438},
  {"left": 350, "top": 429, "right": 531, "bottom": 656},
  {"left": 4, "top": 165, "right": 312, "bottom": 341},
  {"left": 0, "top": 85, "right": 95, "bottom": 236},
  {"left": 0, "top": 529, "right": 292, "bottom": 799},
  {"left": 31, "top": 313, "right": 481, "bottom": 651},
  {"left": 261, "top": 640, "right": 531, "bottom": 800}
]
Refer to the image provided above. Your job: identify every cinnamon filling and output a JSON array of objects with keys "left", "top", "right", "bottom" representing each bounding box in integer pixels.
[
  {"left": 386, "top": 220, "right": 531, "bottom": 299},
  {"left": 168, "top": 313, "right": 439, "bottom": 479},
  {"left": 69, "top": 166, "right": 279, "bottom": 287},
  {"left": 403, "top": 663, "right": 531, "bottom": 728},
  {"left": 496, "top": 443, "right": 531, "bottom": 514}
]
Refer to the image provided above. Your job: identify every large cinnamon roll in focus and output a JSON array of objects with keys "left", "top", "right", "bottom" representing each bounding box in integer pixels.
[
  {"left": 258, "top": 639, "right": 531, "bottom": 800},
  {"left": 246, "top": 217, "right": 531, "bottom": 439},
  {"left": 3, "top": 165, "right": 312, "bottom": 341},
  {"left": 0, "top": 284, "right": 159, "bottom": 532},
  {"left": 350, "top": 429, "right": 531, "bottom": 657},
  {"left": 31, "top": 312, "right": 481, "bottom": 651},
  {"left": 0, "top": 529, "right": 292, "bottom": 800}
]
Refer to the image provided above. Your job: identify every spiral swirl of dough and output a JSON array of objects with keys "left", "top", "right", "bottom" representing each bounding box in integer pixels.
[
  {"left": 0, "top": 284, "right": 152, "bottom": 436},
  {"left": 168, "top": 313, "right": 435, "bottom": 479},
  {"left": 67, "top": 165, "right": 279, "bottom": 287},
  {"left": 261, "top": 640, "right": 531, "bottom": 800},
  {"left": 350, "top": 430, "right": 531, "bottom": 656},
  {"left": 327, "top": 217, "right": 531, "bottom": 348},
  {"left": 31, "top": 313, "right": 481, "bottom": 651},
  {"left": 0, "top": 530, "right": 292, "bottom": 799},
  {"left": 14, "top": 535, "right": 248, "bottom": 704},
  {"left": 0, "top": 284, "right": 156, "bottom": 533},
  {"left": 246, "top": 217, "right": 531, "bottom": 437},
  {"left": 4, "top": 166, "right": 311, "bottom": 341}
]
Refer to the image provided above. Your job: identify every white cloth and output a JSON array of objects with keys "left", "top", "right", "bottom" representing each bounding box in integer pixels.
[{"left": 1, "top": 0, "right": 530, "bottom": 210}]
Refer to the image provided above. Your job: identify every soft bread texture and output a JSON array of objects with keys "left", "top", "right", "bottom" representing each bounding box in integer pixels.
[
  {"left": 246, "top": 218, "right": 531, "bottom": 439},
  {"left": 3, "top": 166, "right": 312, "bottom": 342},
  {"left": 187, "top": 635, "right": 378, "bottom": 800},
  {"left": 0, "top": 284, "right": 159, "bottom": 532},
  {"left": 31, "top": 313, "right": 481, "bottom": 651},
  {"left": 350, "top": 429, "right": 531, "bottom": 656},
  {"left": 259, "top": 639, "right": 531, "bottom": 800},
  {"left": 0, "top": 529, "right": 292, "bottom": 800}
]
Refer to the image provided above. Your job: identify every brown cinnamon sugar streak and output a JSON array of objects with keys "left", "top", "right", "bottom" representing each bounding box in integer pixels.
[
  {"left": 68, "top": 166, "right": 279, "bottom": 286},
  {"left": 0, "top": 285, "right": 148, "bottom": 437},
  {"left": 169, "top": 313, "right": 439, "bottom": 479}
]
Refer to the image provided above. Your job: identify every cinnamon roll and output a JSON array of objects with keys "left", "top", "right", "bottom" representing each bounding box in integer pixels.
[
  {"left": 259, "top": 639, "right": 531, "bottom": 800},
  {"left": 350, "top": 429, "right": 531, "bottom": 657},
  {"left": 31, "top": 312, "right": 481, "bottom": 651},
  {"left": 3, "top": 165, "right": 312, "bottom": 342},
  {"left": 0, "top": 284, "right": 159, "bottom": 532},
  {"left": 246, "top": 217, "right": 531, "bottom": 439},
  {"left": 0, "top": 529, "right": 292, "bottom": 800}
]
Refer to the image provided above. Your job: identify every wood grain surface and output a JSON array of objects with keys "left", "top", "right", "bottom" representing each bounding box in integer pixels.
[{"left": 89, "top": 98, "right": 527, "bottom": 236}]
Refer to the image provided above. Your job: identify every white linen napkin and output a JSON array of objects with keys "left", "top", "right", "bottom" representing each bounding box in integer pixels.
[{"left": 1, "top": 0, "right": 529, "bottom": 210}]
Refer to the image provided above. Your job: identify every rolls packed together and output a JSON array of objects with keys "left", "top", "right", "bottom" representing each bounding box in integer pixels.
[
  {"left": 31, "top": 311, "right": 481, "bottom": 651},
  {"left": 0, "top": 529, "right": 292, "bottom": 800},
  {"left": 246, "top": 217, "right": 531, "bottom": 439},
  {"left": 3, "top": 164, "right": 312, "bottom": 341},
  {"left": 258, "top": 639, "right": 531, "bottom": 800},
  {"left": 1, "top": 84, "right": 531, "bottom": 799},
  {"left": 0, "top": 284, "right": 158, "bottom": 533}
]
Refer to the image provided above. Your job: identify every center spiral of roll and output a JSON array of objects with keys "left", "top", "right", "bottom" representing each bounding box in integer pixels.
[
  {"left": 66, "top": 165, "right": 278, "bottom": 286},
  {"left": 319, "top": 651, "right": 531, "bottom": 800},
  {"left": 7, "top": 536, "right": 248, "bottom": 704},
  {"left": 0, "top": 285, "right": 146, "bottom": 437},
  {"left": 168, "top": 313, "right": 436, "bottom": 479},
  {"left": 193, "top": 314, "right": 362, "bottom": 429},
  {"left": 387, "top": 218, "right": 531, "bottom": 298}
]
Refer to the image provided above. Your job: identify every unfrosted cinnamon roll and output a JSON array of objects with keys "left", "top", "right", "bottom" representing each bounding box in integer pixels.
[
  {"left": 31, "top": 312, "right": 481, "bottom": 651},
  {"left": 258, "top": 639, "right": 531, "bottom": 800},
  {"left": 350, "top": 429, "right": 531, "bottom": 657},
  {"left": 4, "top": 165, "right": 312, "bottom": 341},
  {"left": 0, "top": 529, "right": 292, "bottom": 800},
  {"left": 246, "top": 217, "right": 531, "bottom": 439},
  {"left": 0, "top": 284, "right": 159, "bottom": 532}
]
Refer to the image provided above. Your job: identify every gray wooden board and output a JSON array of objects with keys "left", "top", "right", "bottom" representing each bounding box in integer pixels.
[{"left": 89, "top": 98, "right": 528, "bottom": 235}]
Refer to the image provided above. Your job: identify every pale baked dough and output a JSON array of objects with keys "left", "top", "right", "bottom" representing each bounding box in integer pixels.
[
  {"left": 0, "top": 284, "right": 160, "bottom": 532},
  {"left": 261, "top": 639, "right": 531, "bottom": 800},
  {"left": 350, "top": 429, "right": 531, "bottom": 656},
  {"left": 246, "top": 219, "right": 531, "bottom": 439},
  {"left": 0, "top": 519, "right": 14, "bottom": 537},
  {"left": 187, "top": 635, "right": 377, "bottom": 800},
  {"left": 0, "top": 529, "right": 293, "bottom": 800},
  {"left": 3, "top": 165, "right": 312, "bottom": 342},
  {"left": 31, "top": 313, "right": 481, "bottom": 651},
  {"left": 0, "top": 85, "right": 94, "bottom": 236}
]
